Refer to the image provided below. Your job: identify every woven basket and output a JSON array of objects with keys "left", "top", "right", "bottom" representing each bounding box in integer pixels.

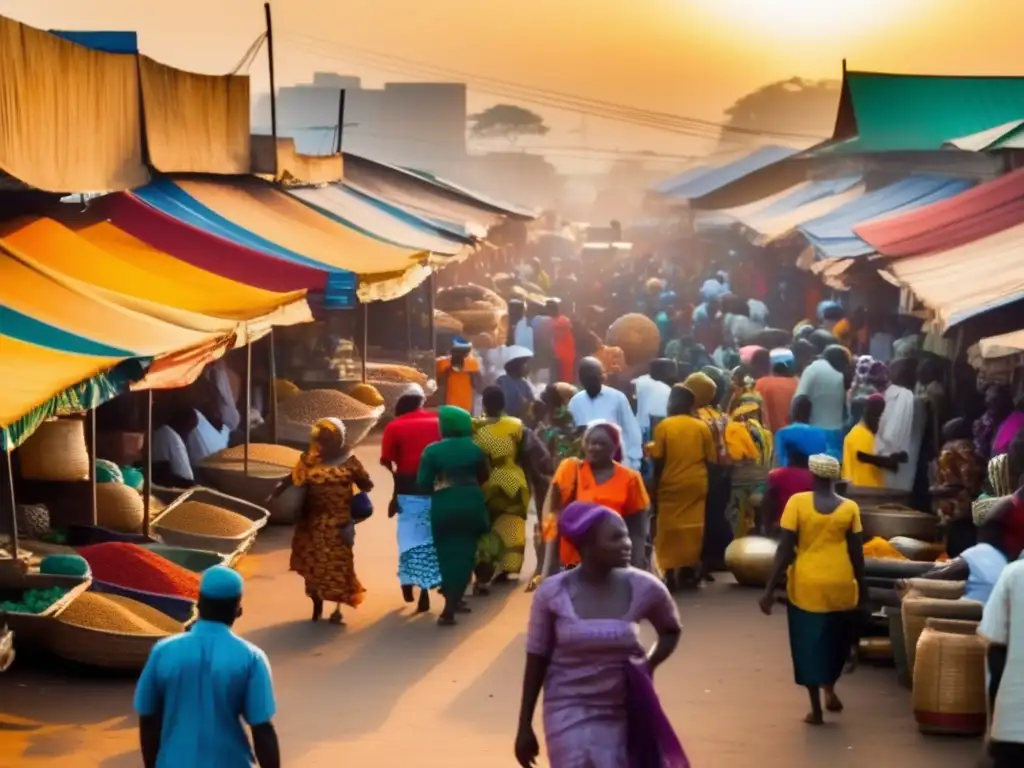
[
  {"left": 902, "top": 595, "right": 984, "bottom": 673},
  {"left": 151, "top": 487, "right": 269, "bottom": 555},
  {"left": 95, "top": 483, "right": 145, "bottom": 534},
  {"left": 277, "top": 412, "right": 382, "bottom": 449},
  {"left": 0, "top": 573, "right": 92, "bottom": 643},
  {"left": 18, "top": 418, "right": 90, "bottom": 482},
  {"left": 904, "top": 579, "right": 966, "bottom": 601},
  {"left": 47, "top": 616, "right": 188, "bottom": 671},
  {"left": 913, "top": 618, "right": 987, "bottom": 736},
  {"left": 972, "top": 496, "right": 1004, "bottom": 527},
  {"left": 447, "top": 308, "right": 503, "bottom": 336}
]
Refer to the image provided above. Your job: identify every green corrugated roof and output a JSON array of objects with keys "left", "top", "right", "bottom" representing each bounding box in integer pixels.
[{"left": 834, "top": 71, "right": 1024, "bottom": 152}]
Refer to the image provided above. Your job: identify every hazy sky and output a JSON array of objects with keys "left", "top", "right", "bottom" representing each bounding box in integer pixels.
[{"left": 4, "top": 0, "right": 1024, "bottom": 166}]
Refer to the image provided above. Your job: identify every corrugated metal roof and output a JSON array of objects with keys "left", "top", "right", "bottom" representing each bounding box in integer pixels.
[
  {"left": 664, "top": 146, "right": 801, "bottom": 201},
  {"left": 832, "top": 71, "right": 1024, "bottom": 152},
  {"left": 798, "top": 176, "right": 973, "bottom": 259},
  {"left": 651, "top": 164, "right": 714, "bottom": 195},
  {"left": 741, "top": 183, "right": 866, "bottom": 245},
  {"left": 855, "top": 167, "right": 1024, "bottom": 259},
  {"left": 944, "top": 119, "right": 1024, "bottom": 151},
  {"left": 887, "top": 221, "right": 1024, "bottom": 330}
]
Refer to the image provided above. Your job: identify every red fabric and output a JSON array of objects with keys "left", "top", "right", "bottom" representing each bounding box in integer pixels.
[
  {"left": 1003, "top": 494, "right": 1024, "bottom": 558},
  {"left": 93, "top": 193, "right": 328, "bottom": 292},
  {"left": 767, "top": 467, "right": 814, "bottom": 526},
  {"left": 380, "top": 409, "right": 441, "bottom": 476},
  {"left": 552, "top": 315, "right": 576, "bottom": 382},
  {"left": 855, "top": 167, "right": 1024, "bottom": 259}
]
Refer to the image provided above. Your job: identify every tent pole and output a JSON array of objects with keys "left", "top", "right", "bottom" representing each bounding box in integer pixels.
[
  {"left": 6, "top": 450, "right": 17, "bottom": 562},
  {"left": 361, "top": 303, "right": 368, "bottom": 383},
  {"left": 268, "top": 330, "right": 278, "bottom": 444},
  {"left": 244, "top": 337, "right": 252, "bottom": 478},
  {"left": 427, "top": 274, "right": 436, "bottom": 362},
  {"left": 87, "top": 411, "right": 97, "bottom": 526},
  {"left": 142, "top": 390, "right": 153, "bottom": 537}
]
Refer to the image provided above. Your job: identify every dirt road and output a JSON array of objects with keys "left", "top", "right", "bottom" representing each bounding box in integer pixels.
[{"left": 0, "top": 443, "right": 983, "bottom": 766}]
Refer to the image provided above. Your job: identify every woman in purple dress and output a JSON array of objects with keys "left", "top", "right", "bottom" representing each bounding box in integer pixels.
[{"left": 515, "top": 501, "right": 688, "bottom": 768}]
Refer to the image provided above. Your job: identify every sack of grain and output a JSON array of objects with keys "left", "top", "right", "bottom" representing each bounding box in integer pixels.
[
  {"left": 18, "top": 418, "right": 90, "bottom": 482},
  {"left": 449, "top": 308, "right": 503, "bottom": 336},
  {"left": 15, "top": 504, "right": 50, "bottom": 540},
  {"left": 275, "top": 378, "right": 301, "bottom": 402},
  {"left": 348, "top": 383, "right": 385, "bottom": 408},
  {"left": 96, "top": 483, "right": 145, "bottom": 534},
  {"left": 605, "top": 314, "right": 661, "bottom": 366},
  {"left": 436, "top": 284, "right": 507, "bottom": 312}
]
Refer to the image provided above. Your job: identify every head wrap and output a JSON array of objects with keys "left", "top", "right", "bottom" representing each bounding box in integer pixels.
[
  {"left": 682, "top": 371, "right": 717, "bottom": 408},
  {"left": 200, "top": 565, "right": 244, "bottom": 600},
  {"left": 701, "top": 366, "right": 730, "bottom": 407},
  {"left": 809, "top": 454, "right": 842, "bottom": 480},
  {"left": 854, "top": 355, "right": 875, "bottom": 385},
  {"left": 822, "top": 344, "right": 851, "bottom": 372},
  {"left": 399, "top": 383, "right": 426, "bottom": 400},
  {"left": 438, "top": 406, "right": 473, "bottom": 438},
  {"left": 738, "top": 346, "right": 766, "bottom": 365},
  {"left": 583, "top": 420, "right": 624, "bottom": 462},
  {"left": 503, "top": 345, "right": 534, "bottom": 365},
  {"left": 769, "top": 347, "right": 795, "bottom": 370},
  {"left": 989, "top": 453, "right": 1013, "bottom": 497},
  {"left": 817, "top": 300, "right": 842, "bottom": 323},
  {"left": 452, "top": 336, "right": 472, "bottom": 350},
  {"left": 866, "top": 360, "right": 890, "bottom": 390},
  {"left": 292, "top": 417, "right": 346, "bottom": 485},
  {"left": 552, "top": 382, "right": 578, "bottom": 407},
  {"left": 558, "top": 501, "right": 618, "bottom": 549}
]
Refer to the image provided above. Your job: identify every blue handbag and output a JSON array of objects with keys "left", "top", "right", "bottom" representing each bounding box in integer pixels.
[{"left": 351, "top": 491, "right": 374, "bottom": 524}]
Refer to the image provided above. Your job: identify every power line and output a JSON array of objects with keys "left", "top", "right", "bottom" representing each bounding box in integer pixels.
[{"left": 278, "top": 30, "right": 827, "bottom": 143}]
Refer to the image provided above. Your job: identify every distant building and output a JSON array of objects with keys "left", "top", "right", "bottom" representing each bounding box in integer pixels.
[{"left": 253, "top": 73, "right": 467, "bottom": 171}]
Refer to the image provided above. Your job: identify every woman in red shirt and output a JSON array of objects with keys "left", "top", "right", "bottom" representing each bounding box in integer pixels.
[
  {"left": 761, "top": 447, "right": 815, "bottom": 534},
  {"left": 380, "top": 384, "right": 443, "bottom": 613}
]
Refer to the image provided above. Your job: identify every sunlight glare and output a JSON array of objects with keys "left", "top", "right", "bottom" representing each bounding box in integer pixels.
[{"left": 691, "top": 0, "right": 925, "bottom": 41}]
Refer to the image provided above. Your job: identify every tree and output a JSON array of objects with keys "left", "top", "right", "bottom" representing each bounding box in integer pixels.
[
  {"left": 469, "top": 104, "right": 550, "bottom": 144},
  {"left": 719, "top": 77, "right": 841, "bottom": 148}
]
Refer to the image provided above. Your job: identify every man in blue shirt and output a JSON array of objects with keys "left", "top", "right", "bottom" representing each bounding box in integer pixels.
[{"left": 134, "top": 566, "right": 279, "bottom": 768}]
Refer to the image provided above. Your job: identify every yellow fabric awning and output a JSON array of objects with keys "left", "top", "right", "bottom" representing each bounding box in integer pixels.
[
  {"left": 175, "top": 178, "right": 430, "bottom": 295},
  {"left": 53, "top": 219, "right": 310, "bottom": 322}
]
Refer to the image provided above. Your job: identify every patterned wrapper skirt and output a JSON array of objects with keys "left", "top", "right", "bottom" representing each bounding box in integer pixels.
[
  {"left": 396, "top": 495, "right": 443, "bottom": 590},
  {"left": 787, "top": 603, "right": 857, "bottom": 687}
]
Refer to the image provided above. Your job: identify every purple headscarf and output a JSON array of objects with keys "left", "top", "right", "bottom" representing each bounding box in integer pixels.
[{"left": 558, "top": 501, "right": 617, "bottom": 548}]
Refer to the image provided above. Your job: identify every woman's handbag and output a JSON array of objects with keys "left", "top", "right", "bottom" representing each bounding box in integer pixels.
[{"left": 351, "top": 491, "right": 374, "bottom": 524}]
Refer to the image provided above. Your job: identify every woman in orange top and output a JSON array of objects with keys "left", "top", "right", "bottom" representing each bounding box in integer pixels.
[
  {"left": 436, "top": 338, "right": 481, "bottom": 413},
  {"left": 540, "top": 421, "right": 650, "bottom": 576}
]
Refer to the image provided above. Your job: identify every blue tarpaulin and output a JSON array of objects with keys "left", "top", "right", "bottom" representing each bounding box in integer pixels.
[
  {"left": 753, "top": 176, "right": 863, "bottom": 218},
  {"left": 652, "top": 165, "right": 714, "bottom": 195},
  {"left": 50, "top": 30, "right": 139, "bottom": 54},
  {"left": 664, "top": 146, "right": 802, "bottom": 200},
  {"left": 133, "top": 178, "right": 357, "bottom": 308},
  {"left": 798, "top": 176, "right": 974, "bottom": 259}
]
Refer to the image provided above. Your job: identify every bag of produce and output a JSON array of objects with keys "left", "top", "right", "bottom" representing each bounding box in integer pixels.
[
  {"left": 606, "top": 313, "right": 661, "bottom": 366},
  {"left": 94, "top": 459, "right": 124, "bottom": 485},
  {"left": 40, "top": 554, "right": 90, "bottom": 578}
]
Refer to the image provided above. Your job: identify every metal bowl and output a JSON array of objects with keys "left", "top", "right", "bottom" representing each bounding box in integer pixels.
[
  {"left": 860, "top": 508, "right": 938, "bottom": 541},
  {"left": 725, "top": 536, "right": 778, "bottom": 588}
]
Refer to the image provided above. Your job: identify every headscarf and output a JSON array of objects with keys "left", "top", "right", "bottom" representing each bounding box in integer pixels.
[
  {"left": 438, "top": 406, "right": 473, "bottom": 438},
  {"left": 769, "top": 347, "right": 795, "bottom": 370},
  {"left": 658, "top": 290, "right": 677, "bottom": 310},
  {"left": 552, "top": 382, "right": 578, "bottom": 406},
  {"left": 558, "top": 501, "right": 618, "bottom": 549},
  {"left": 989, "top": 453, "right": 1013, "bottom": 497},
  {"left": 809, "top": 453, "right": 841, "bottom": 480},
  {"left": 700, "top": 366, "right": 730, "bottom": 408},
  {"left": 293, "top": 417, "right": 346, "bottom": 485},
  {"left": 583, "top": 420, "right": 624, "bottom": 463},
  {"left": 682, "top": 371, "right": 717, "bottom": 409},
  {"left": 399, "top": 383, "right": 426, "bottom": 400},
  {"left": 452, "top": 336, "right": 472, "bottom": 351}
]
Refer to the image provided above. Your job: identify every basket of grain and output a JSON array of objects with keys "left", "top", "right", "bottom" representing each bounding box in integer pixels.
[
  {"left": 447, "top": 309, "right": 504, "bottom": 336},
  {"left": 197, "top": 445, "right": 301, "bottom": 523},
  {"left": 47, "top": 591, "right": 193, "bottom": 671},
  {"left": 95, "top": 483, "right": 145, "bottom": 534},
  {"left": 0, "top": 572, "right": 91, "bottom": 642},
  {"left": 435, "top": 284, "right": 507, "bottom": 313},
  {"left": 151, "top": 488, "right": 269, "bottom": 555},
  {"left": 605, "top": 314, "right": 661, "bottom": 367},
  {"left": 17, "top": 418, "right": 90, "bottom": 482},
  {"left": 434, "top": 310, "right": 463, "bottom": 334},
  {"left": 88, "top": 580, "right": 197, "bottom": 623},
  {"left": 276, "top": 389, "right": 385, "bottom": 448}
]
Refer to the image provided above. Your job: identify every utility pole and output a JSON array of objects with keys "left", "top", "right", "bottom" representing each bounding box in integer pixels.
[
  {"left": 264, "top": 2, "right": 278, "bottom": 175},
  {"left": 335, "top": 89, "right": 347, "bottom": 154}
]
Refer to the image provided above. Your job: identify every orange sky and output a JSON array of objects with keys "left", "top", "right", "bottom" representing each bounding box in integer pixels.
[{"left": 3, "top": 0, "right": 1024, "bottom": 165}]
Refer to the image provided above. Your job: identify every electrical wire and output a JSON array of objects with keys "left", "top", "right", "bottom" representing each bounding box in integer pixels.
[
  {"left": 278, "top": 30, "right": 827, "bottom": 143},
  {"left": 231, "top": 32, "right": 267, "bottom": 75}
]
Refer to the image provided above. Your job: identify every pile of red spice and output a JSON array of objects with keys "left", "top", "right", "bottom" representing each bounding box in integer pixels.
[{"left": 76, "top": 543, "right": 200, "bottom": 600}]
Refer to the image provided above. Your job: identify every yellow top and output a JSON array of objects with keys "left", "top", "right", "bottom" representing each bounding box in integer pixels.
[
  {"left": 725, "top": 421, "right": 759, "bottom": 462},
  {"left": 842, "top": 422, "right": 885, "bottom": 488},
  {"left": 780, "top": 492, "right": 862, "bottom": 613},
  {"left": 651, "top": 415, "right": 715, "bottom": 491}
]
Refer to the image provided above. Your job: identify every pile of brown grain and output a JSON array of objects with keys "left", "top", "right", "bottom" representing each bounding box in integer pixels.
[
  {"left": 199, "top": 444, "right": 300, "bottom": 479},
  {"left": 278, "top": 389, "right": 378, "bottom": 423},
  {"left": 58, "top": 592, "right": 186, "bottom": 635},
  {"left": 366, "top": 363, "right": 428, "bottom": 385},
  {"left": 157, "top": 501, "right": 253, "bottom": 538}
]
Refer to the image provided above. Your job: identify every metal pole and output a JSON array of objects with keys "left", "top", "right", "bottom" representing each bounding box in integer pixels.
[
  {"left": 87, "top": 411, "right": 97, "bottom": 526},
  {"left": 268, "top": 329, "right": 278, "bottom": 444},
  {"left": 405, "top": 292, "right": 413, "bottom": 358},
  {"left": 264, "top": 1, "right": 278, "bottom": 176},
  {"left": 244, "top": 339, "right": 253, "bottom": 477},
  {"left": 427, "top": 274, "right": 436, "bottom": 366},
  {"left": 142, "top": 390, "right": 153, "bottom": 537},
  {"left": 6, "top": 450, "right": 17, "bottom": 562},
  {"left": 335, "top": 90, "right": 347, "bottom": 154},
  {"left": 361, "top": 303, "right": 368, "bottom": 383}
]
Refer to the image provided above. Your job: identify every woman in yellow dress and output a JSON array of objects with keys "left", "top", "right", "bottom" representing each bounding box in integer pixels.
[
  {"left": 691, "top": 368, "right": 733, "bottom": 577},
  {"left": 726, "top": 381, "right": 774, "bottom": 537},
  {"left": 651, "top": 383, "right": 717, "bottom": 591},
  {"left": 277, "top": 417, "right": 374, "bottom": 625},
  {"left": 759, "top": 454, "right": 867, "bottom": 726},
  {"left": 473, "top": 385, "right": 535, "bottom": 590}
]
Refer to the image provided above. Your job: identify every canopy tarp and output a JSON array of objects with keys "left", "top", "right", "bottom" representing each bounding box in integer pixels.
[
  {"left": 47, "top": 217, "right": 310, "bottom": 324},
  {"left": 251, "top": 135, "right": 344, "bottom": 185},
  {"left": 288, "top": 184, "right": 474, "bottom": 256},
  {"left": 652, "top": 165, "right": 714, "bottom": 195},
  {"left": 854, "top": 167, "right": 1024, "bottom": 259},
  {"left": 736, "top": 182, "right": 866, "bottom": 245},
  {"left": 93, "top": 192, "right": 331, "bottom": 294},
  {"left": 342, "top": 153, "right": 535, "bottom": 237},
  {"left": 663, "top": 146, "right": 802, "bottom": 201},
  {"left": 886, "top": 221, "right": 1024, "bottom": 331},
  {"left": 174, "top": 177, "right": 434, "bottom": 301},
  {"left": 831, "top": 70, "right": 1024, "bottom": 153},
  {"left": 798, "top": 176, "right": 973, "bottom": 259},
  {"left": 139, "top": 55, "right": 251, "bottom": 175},
  {"left": 0, "top": 15, "right": 148, "bottom": 192}
]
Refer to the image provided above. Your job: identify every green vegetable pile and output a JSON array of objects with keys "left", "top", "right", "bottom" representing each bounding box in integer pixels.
[{"left": 0, "top": 586, "right": 68, "bottom": 614}]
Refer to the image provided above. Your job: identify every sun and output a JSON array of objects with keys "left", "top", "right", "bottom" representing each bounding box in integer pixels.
[{"left": 691, "top": 0, "right": 923, "bottom": 41}]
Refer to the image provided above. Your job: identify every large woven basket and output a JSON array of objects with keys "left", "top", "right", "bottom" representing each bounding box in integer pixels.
[
  {"left": 913, "top": 618, "right": 987, "bottom": 736},
  {"left": 47, "top": 615, "right": 191, "bottom": 672},
  {"left": 18, "top": 418, "right": 90, "bottom": 482},
  {"left": 904, "top": 579, "right": 966, "bottom": 601},
  {"left": 902, "top": 595, "right": 983, "bottom": 673},
  {"left": 972, "top": 496, "right": 1004, "bottom": 527},
  {"left": 277, "top": 412, "right": 381, "bottom": 449},
  {"left": 0, "top": 572, "right": 92, "bottom": 643},
  {"left": 151, "top": 487, "right": 269, "bottom": 555},
  {"left": 447, "top": 308, "right": 503, "bottom": 336},
  {"left": 95, "top": 483, "right": 145, "bottom": 534}
]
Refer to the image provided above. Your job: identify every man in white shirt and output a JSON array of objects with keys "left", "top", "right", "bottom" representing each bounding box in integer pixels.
[
  {"left": 568, "top": 357, "right": 643, "bottom": 470},
  {"left": 979, "top": 558, "right": 1024, "bottom": 766}
]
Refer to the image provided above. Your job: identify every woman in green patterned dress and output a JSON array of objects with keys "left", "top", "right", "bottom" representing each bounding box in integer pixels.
[{"left": 417, "top": 406, "right": 491, "bottom": 626}]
